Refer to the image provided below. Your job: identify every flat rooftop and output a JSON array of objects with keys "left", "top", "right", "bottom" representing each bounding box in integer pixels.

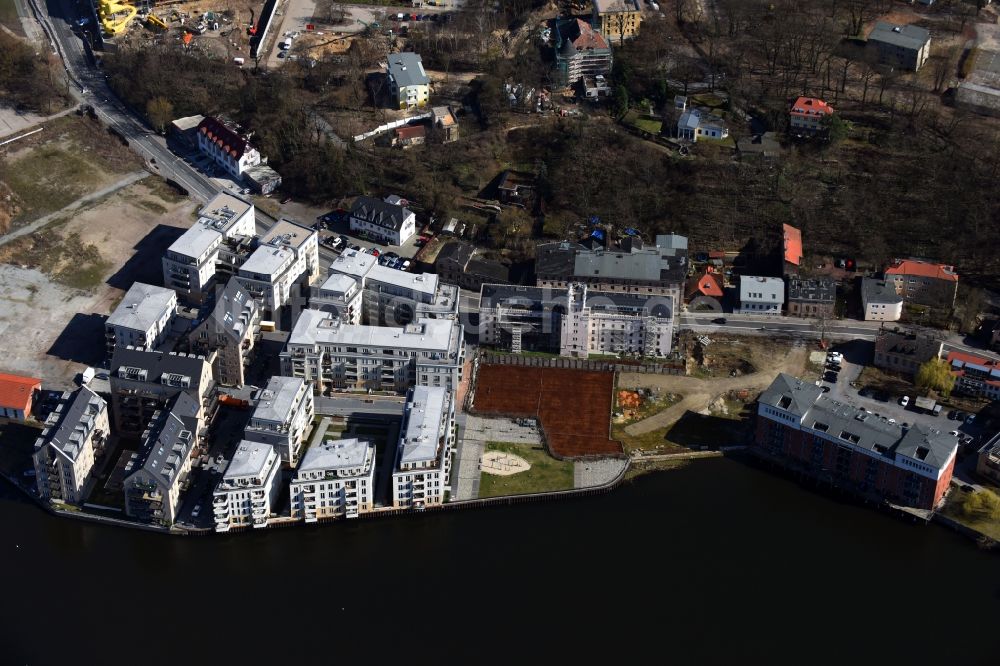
[
  {"left": 199, "top": 192, "right": 253, "bottom": 229},
  {"left": 399, "top": 385, "right": 448, "bottom": 465},
  {"left": 240, "top": 245, "right": 294, "bottom": 277},
  {"left": 261, "top": 218, "right": 315, "bottom": 251},
  {"left": 298, "top": 437, "right": 373, "bottom": 473},
  {"left": 167, "top": 223, "right": 222, "bottom": 261},
  {"left": 368, "top": 264, "right": 438, "bottom": 297},
  {"left": 318, "top": 273, "right": 359, "bottom": 296},
  {"left": 250, "top": 376, "right": 304, "bottom": 424},
  {"left": 107, "top": 282, "right": 175, "bottom": 332},
  {"left": 288, "top": 309, "right": 459, "bottom": 354},
  {"left": 224, "top": 441, "right": 275, "bottom": 480},
  {"left": 330, "top": 249, "right": 377, "bottom": 280}
]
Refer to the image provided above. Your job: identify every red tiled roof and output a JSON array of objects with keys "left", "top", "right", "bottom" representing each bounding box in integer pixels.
[
  {"left": 782, "top": 223, "right": 802, "bottom": 266},
  {"left": 571, "top": 18, "right": 609, "bottom": 50},
  {"left": 197, "top": 117, "right": 249, "bottom": 159},
  {"left": 688, "top": 268, "right": 724, "bottom": 299},
  {"left": 0, "top": 373, "right": 41, "bottom": 412},
  {"left": 395, "top": 125, "right": 426, "bottom": 139},
  {"left": 946, "top": 350, "right": 999, "bottom": 369},
  {"left": 885, "top": 259, "right": 958, "bottom": 282},
  {"left": 790, "top": 96, "right": 833, "bottom": 118}
]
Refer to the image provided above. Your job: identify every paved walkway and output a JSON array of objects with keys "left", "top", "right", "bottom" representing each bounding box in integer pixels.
[
  {"left": 0, "top": 105, "right": 80, "bottom": 141},
  {"left": 451, "top": 437, "right": 484, "bottom": 501},
  {"left": 621, "top": 343, "right": 808, "bottom": 436},
  {"left": 0, "top": 171, "right": 149, "bottom": 247},
  {"left": 573, "top": 458, "right": 627, "bottom": 489}
]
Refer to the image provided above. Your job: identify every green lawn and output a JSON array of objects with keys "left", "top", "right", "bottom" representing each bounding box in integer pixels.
[
  {"left": 632, "top": 117, "right": 663, "bottom": 135},
  {"left": 477, "top": 441, "right": 574, "bottom": 498},
  {"left": 612, "top": 424, "right": 686, "bottom": 455},
  {"left": 942, "top": 486, "right": 1000, "bottom": 541}
]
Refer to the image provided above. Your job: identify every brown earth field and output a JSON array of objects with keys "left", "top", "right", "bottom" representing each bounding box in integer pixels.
[{"left": 471, "top": 365, "right": 623, "bottom": 459}]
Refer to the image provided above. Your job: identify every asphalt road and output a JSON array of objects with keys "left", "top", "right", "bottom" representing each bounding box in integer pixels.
[{"left": 27, "top": 0, "right": 220, "bottom": 202}]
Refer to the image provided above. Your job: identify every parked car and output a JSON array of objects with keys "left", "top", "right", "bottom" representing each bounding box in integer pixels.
[
  {"left": 712, "top": 318, "right": 727, "bottom": 325},
  {"left": 819, "top": 385, "right": 830, "bottom": 393},
  {"left": 949, "top": 430, "right": 961, "bottom": 438},
  {"left": 827, "top": 351, "right": 843, "bottom": 363},
  {"left": 823, "top": 372, "right": 839, "bottom": 383},
  {"left": 401, "top": 260, "right": 411, "bottom": 270},
  {"left": 947, "top": 410, "right": 958, "bottom": 420},
  {"left": 899, "top": 395, "right": 910, "bottom": 408},
  {"left": 191, "top": 504, "right": 202, "bottom": 518},
  {"left": 965, "top": 414, "right": 976, "bottom": 424},
  {"left": 955, "top": 411, "right": 968, "bottom": 422}
]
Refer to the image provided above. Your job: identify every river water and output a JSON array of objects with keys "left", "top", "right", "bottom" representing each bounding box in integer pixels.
[{"left": 2, "top": 458, "right": 997, "bottom": 665}]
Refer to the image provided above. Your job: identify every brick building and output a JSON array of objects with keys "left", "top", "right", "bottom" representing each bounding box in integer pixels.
[{"left": 755, "top": 374, "right": 957, "bottom": 510}]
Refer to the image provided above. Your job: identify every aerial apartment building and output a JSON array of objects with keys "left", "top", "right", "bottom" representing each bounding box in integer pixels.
[
  {"left": 212, "top": 441, "right": 282, "bottom": 532},
  {"left": 392, "top": 386, "right": 455, "bottom": 509},
  {"left": 592, "top": 0, "right": 642, "bottom": 43},
  {"left": 755, "top": 374, "right": 957, "bottom": 510},
  {"left": 162, "top": 192, "right": 256, "bottom": 301},
  {"left": 290, "top": 438, "right": 376, "bottom": 522},
  {"left": 32, "top": 387, "right": 109, "bottom": 504},
  {"left": 386, "top": 52, "right": 431, "bottom": 109},
  {"left": 105, "top": 282, "right": 178, "bottom": 359},
  {"left": 122, "top": 392, "right": 202, "bottom": 526},
  {"left": 324, "top": 248, "right": 459, "bottom": 326},
  {"left": 737, "top": 276, "right": 785, "bottom": 315},
  {"left": 946, "top": 350, "right": 1000, "bottom": 400},
  {"left": 281, "top": 309, "right": 465, "bottom": 394},
  {"left": 310, "top": 273, "right": 365, "bottom": 325},
  {"left": 243, "top": 376, "right": 314, "bottom": 466},
  {"left": 189, "top": 278, "right": 261, "bottom": 388},
  {"left": 861, "top": 277, "right": 903, "bottom": 322},
  {"left": 349, "top": 196, "right": 417, "bottom": 246},
  {"left": 236, "top": 218, "right": 320, "bottom": 318},
  {"left": 867, "top": 21, "right": 931, "bottom": 72},
  {"left": 196, "top": 116, "right": 263, "bottom": 177},
  {"left": 789, "top": 96, "right": 834, "bottom": 136},
  {"left": 109, "top": 347, "right": 215, "bottom": 438},
  {"left": 884, "top": 258, "right": 959, "bottom": 311},
  {"left": 873, "top": 328, "right": 943, "bottom": 377},
  {"left": 559, "top": 283, "right": 673, "bottom": 358}
]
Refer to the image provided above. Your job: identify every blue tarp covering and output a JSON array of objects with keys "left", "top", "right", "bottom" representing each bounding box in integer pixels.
[
  {"left": 625, "top": 228, "right": 639, "bottom": 236},
  {"left": 590, "top": 229, "right": 605, "bottom": 241},
  {"left": 589, "top": 216, "right": 601, "bottom": 226}
]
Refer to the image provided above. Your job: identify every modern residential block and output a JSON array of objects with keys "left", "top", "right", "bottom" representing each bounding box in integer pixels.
[
  {"left": 32, "top": 387, "right": 109, "bottom": 504},
  {"left": 123, "top": 392, "right": 202, "bottom": 526},
  {"left": 290, "top": 437, "right": 375, "bottom": 522},
  {"left": 162, "top": 192, "right": 256, "bottom": 301},
  {"left": 236, "top": 218, "right": 319, "bottom": 318},
  {"left": 105, "top": 283, "right": 178, "bottom": 358},
  {"left": 386, "top": 52, "right": 430, "bottom": 109},
  {"left": 310, "top": 272, "right": 365, "bottom": 324},
  {"left": 243, "top": 376, "right": 314, "bottom": 466},
  {"left": 109, "top": 347, "right": 215, "bottom": 438},
  {"left": 737, "top": 276, "right": 784, "bottom": 315},
  {"left": 212, "top": 441, "right": 282, "bottom": 532},
  {"left": 189, "top": 278, "right": 260, "bottom": 388},
  {"left": 392, "top": 386, "right": 455, "bottom": 509},
  {"left": 559, "top": 283, "right": 673, "bottom": 358},
  {"left": 755, "top": 374, "right": 957, "bottom": 510},
  {"left": 281, "top": 309, "right": 465, "bottom": 394}
]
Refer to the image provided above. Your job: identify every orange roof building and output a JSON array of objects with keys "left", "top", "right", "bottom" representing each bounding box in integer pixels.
[
  {"left": 782, "top": 223, "right": 803, "bottom": 268},
  {"left": 790, "top": 96, "right": 833, "bottom": 135},
  {"left": 687, "top": 267, "right": 724, "bottom": 302},
  {"left": 0, "top": 373, "right": 41, "bottom": 421},
  {"left": 884, "top": 259, "right": 959, "bottom": 310}
]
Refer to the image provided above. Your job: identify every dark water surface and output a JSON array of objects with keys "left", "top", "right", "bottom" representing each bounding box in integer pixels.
[{"left": 2, "top": 458, "right": 998, "bottom": 665}]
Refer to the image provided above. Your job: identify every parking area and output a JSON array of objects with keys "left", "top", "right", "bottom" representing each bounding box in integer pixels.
[{"left": 310, "top": 209, "right": 424, "bottom": 268}]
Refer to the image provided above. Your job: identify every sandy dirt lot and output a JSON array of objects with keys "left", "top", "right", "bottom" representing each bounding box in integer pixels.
[{"left": 0, "top": 180, "right": 194, "bottom": 388}]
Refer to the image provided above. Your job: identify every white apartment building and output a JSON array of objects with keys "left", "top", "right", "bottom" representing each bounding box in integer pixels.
[
  {"left": 311, "top": 273, "right": 364, "bottom": 325},
  {"left": 290, "top": 437, "right": 375, "bottom": 522},
  {"left": 386, "top": 52, "right": 430, "bottom": 109},
  {"left": 737, "top": 276, "right": 785, "bottom": 315},
  {"left": 349, "top": 196, "right": 416, "bottom": 246},
  {"left": 163, "top": 193, "right": 256, "bottom": 301},
  {"left": 862, "top": 277, "right": 904, "bottom": 322},
  {"left": 32, "top": 387, "right": 109, "bottom": 504},
  {"left": 105, "top": 282, "right": 177, "bottom": 358},
  {"left": 236, "top": 218, "right": 319, "bottom": 317},
  {"left": 123, "top": 392, "right": 202, "bottom": 526},
  {"left": 196, "top": 116, "right": 262, "bottom": 177},
  {"left": 243, "top": 376, "right": 315, "bottom": 466},
  {"left": 281, "top": 309, "right": 466, "bottom": 394},
  {"left": 325, "top": 249, "right": 458, "bottom": 326},
  {"left": 212, "top": 441, "right": 282, "bottom": 532},
  {"left": 392, "top": 386, "right": 455, "bottom": 508},
  {"left": 559, "top": 283, "right": 673, "bottom": 358}
]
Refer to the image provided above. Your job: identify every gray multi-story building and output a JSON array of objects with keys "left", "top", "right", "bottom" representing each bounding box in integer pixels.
[
  {"left": 32, "top": 387, "right": 109, "bottom": 505},
  {"left": 189, "top": 278, "right": 260, "bottom": 388},
  {"left": 434, "top": 241, "right": 511, "bottom": 293},
  {"left": 105, "top": 282, "right": 178, "bottom": 359},
  {"left": 786, "top": 276, "right": 836, "bottom": 318},
  {"left": 235, "top": 218, "right": 320, "bottom": 319},
  {"left": 290, "top": 437, "right": 376, "bottom": 522},
  {"left": 867, "top": 21, "right": 931, "bottom": 72},
  {"left": 281, "top": 309, "right": 465, "bottom": 394},
  {"left": 535, "top": 235, "right": 688, "bottom": 316},
  {"left": 861, "top": 277, "right": 903, "bottom": 322},
  {"left": 212, "top": 441, "right": 282, "bottom": 532},
  {"left": 122, "top": 391, "right": 202, "bottom": 526},
  {"left": 243, "top": 376, "right": 314, "bottom": 466},
  {"left": 873, "top": 328, "right": 943, "bottom": 377},
  {"left": 386, "top": 52, "right": 430, "bottom": 109},
  {"left": 109, "top": 347, "right": 215, "bottom": 438}
]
